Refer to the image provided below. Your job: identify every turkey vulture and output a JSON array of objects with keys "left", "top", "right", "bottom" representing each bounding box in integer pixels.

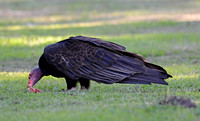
[{"left": 28, "top": 36, "right": 172, "bottom": 91}]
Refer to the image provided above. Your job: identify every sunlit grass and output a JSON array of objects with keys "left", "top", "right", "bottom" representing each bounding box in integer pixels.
[
  {"left": 0, "top": 20, "right": 177, "bottom": 31},
  {"left": 0, "top": 33, "right": 199, "bottom": 60},
  {"left": 0, "top": 64, "right": 199, "bottom": 121},
  {"left": 173, "top": 73, "right": 199, "bottom": 80},
  {"left": 0, "top": 36, "right": 61, "bottom": 47},
  {"left": 1, "top": 64, "right": 199, "bottom": 94}
]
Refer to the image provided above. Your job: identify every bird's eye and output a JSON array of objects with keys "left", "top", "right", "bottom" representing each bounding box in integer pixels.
[{"left": 28, "top": 74, "right": 31, "bottom": 79}]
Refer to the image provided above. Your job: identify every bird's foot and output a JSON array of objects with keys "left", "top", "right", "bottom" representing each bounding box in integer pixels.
[
  {"left": 66, "top": 87, "right": 78, "bottom": 92},
  {"left": 81, "top": 86, "right": 89, "bottom": 90}
]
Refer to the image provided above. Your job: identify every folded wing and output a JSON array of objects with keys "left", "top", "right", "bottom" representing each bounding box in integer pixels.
[{"left": 43, "top": 36, "right": 171, "bottom": 85}]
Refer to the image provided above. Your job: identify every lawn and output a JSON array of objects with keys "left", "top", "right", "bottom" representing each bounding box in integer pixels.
[{"left": 0, "top": 0, "right": 200, "bottom": 121}]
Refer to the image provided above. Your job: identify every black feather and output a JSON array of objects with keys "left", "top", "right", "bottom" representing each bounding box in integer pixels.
[{"left": 38, "top": 35, "right": 172, "bottom": 89}]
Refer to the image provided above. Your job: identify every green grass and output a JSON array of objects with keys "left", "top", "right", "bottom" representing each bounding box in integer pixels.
[
  {"left": 0, "top": 0, "right": 200, "bottom": 121},
  {"left": 0, "top": 69, "right": 200, "bottom": 121}
]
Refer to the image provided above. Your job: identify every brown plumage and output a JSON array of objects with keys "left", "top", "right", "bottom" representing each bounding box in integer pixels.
[{"left": 28, "top": 36, "right": 172, "bottom": 91}]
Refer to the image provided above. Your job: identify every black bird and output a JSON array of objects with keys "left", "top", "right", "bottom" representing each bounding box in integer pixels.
[{"left": 28, "top": 36, "right": 172, "bottom": 91}]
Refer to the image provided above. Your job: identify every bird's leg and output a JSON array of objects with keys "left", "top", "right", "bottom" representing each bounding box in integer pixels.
[
  {"left": 78, "top": 78, "right": 90, "bottom": 90},
  {"left": 65, "top": 77, "right": 78, "bottom": 91}
]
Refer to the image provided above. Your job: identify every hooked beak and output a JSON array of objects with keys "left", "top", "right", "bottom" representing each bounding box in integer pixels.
[
  {"left": 28, "top": 67, "right": 43, "bottom": 87},
  {"left": 28, "top": 76, "right": 42, "bottom": 87}
]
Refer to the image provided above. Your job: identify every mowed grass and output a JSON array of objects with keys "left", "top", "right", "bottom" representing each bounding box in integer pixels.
[
  {"left": 0, "top": 0, "right": 200, "bottom": 121},
  {"left": 0, "top": 66, "right": 200, "bottom": 121}
]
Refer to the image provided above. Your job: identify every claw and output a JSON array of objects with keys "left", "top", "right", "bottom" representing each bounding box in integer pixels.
[
  {"left": 81, "top": 86, "right": 89, "bottom": 90},
  {"left": 81, "top": 86, "right": 86, "bottom": 90}
]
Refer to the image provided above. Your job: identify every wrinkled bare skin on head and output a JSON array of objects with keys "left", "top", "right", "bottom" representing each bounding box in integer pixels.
[{"left": 28, "top": 67, "right": 43, "bottom": 87}]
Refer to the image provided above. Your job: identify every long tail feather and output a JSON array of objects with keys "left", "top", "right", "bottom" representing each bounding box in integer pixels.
[{"left": 119, "top": 67, "right": 170, "bottom": 85}]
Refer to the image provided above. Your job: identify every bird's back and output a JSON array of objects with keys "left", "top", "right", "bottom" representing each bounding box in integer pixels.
[{"left": 41, "top": 36, "right": 172, "bottom": 85}]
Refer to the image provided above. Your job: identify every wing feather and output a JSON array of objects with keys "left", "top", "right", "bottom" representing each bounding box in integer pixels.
[
  {"left": 43, "top": 36, "right": 171, "bottom": 85},
  {"left": 69, "top": 36, "right": 126, "bottom": 51},
  {"left": 43, "top": 38, "right": 145, "bottom": 83}
]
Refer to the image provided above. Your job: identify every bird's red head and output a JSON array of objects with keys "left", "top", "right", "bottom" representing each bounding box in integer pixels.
[{"left": 28, "top": 67, "right": 43, "bottom": 87}]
